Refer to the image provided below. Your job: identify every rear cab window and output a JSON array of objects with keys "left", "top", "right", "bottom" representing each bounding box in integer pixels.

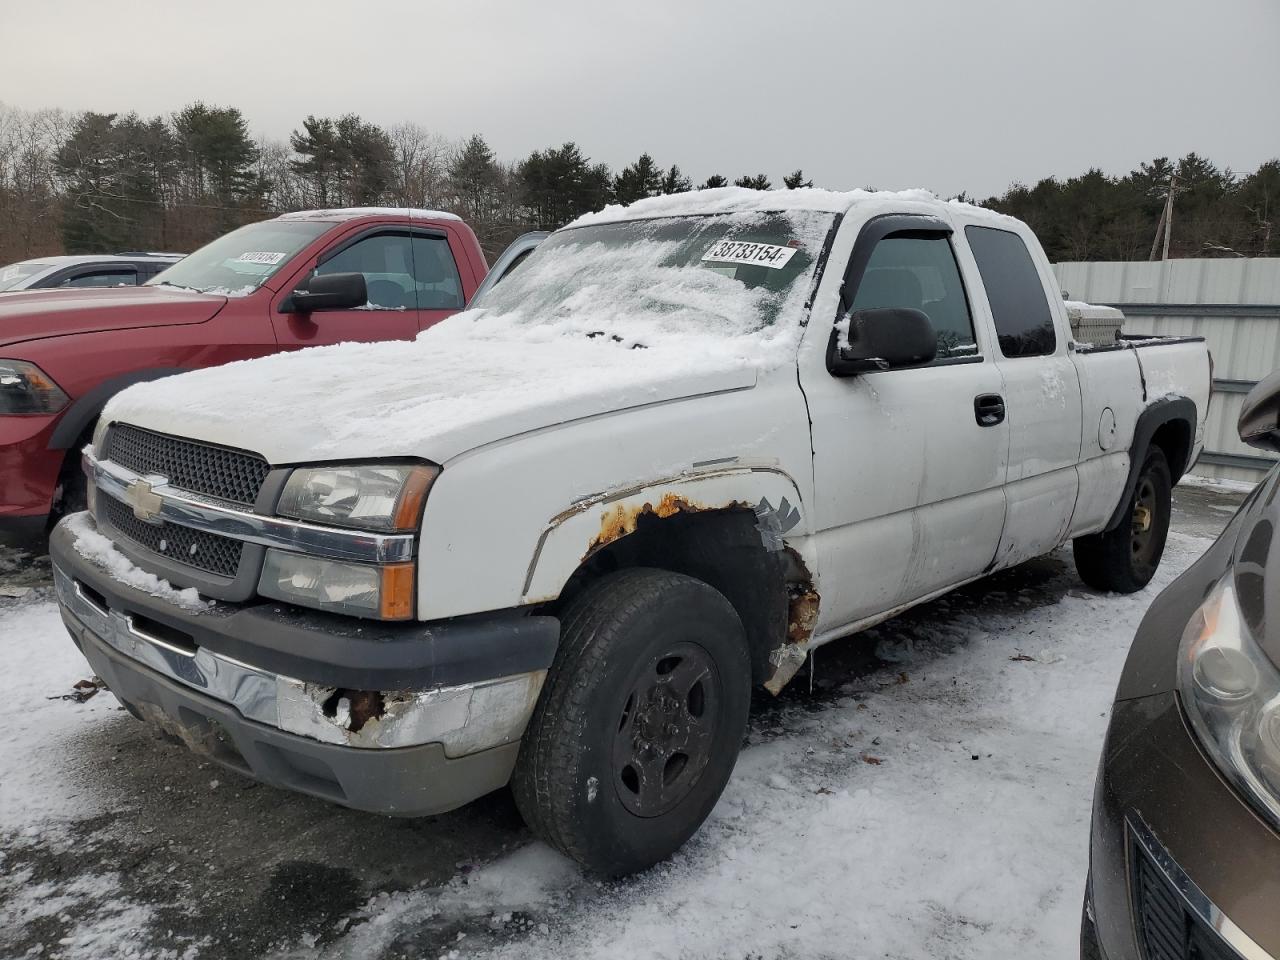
[{"left": 964, "top": 225, "right": 1057, "bottom": 358}]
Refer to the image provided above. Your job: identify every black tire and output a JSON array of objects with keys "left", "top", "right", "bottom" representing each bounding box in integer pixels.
[
  {"left": 49, "top": 434, "right": 92, "bottom": 527},
  {"left": 512, "top": 567, "right": 751, "bottom": 877},
  {"left": 1073, "top": 446, "right": 1172, "bottom": 594}
]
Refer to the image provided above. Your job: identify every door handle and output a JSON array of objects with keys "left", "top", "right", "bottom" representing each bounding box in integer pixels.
[{"left": 974, "top": 393, "right": 1005, "bottom": 427}]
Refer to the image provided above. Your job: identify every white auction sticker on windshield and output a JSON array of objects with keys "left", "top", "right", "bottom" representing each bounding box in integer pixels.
[
  {"left": 701, "top": 240, "right": 799, "bottom": 270},
  {"left": 236, "top": 251, "right": 287, "bottom": 265}
]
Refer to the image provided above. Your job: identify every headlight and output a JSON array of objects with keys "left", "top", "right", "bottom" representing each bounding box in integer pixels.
[
  {"left": 259, "top": 549, "right": 414, "bottom": 620},
  {"left": 278, "top": 463, "right": 437, "bottom": 532},
  {"left": 0, "top": 360, "right": 70, "bottom": 414},
  {"left": 1178, "top": 574, "right": 1280, "bottom": 827}
]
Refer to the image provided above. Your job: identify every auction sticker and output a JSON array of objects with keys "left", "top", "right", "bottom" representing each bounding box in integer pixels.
[
  {"left": 236, "top": 251, "right": 287, "bottom": 265},
  {"left": 701, "top": 240, "right": 799, "bottom": 270}
]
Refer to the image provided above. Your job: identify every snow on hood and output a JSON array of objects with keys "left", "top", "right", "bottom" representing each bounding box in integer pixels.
[{"left": 103, "top": 210, "right": 830, "bottom": 465}]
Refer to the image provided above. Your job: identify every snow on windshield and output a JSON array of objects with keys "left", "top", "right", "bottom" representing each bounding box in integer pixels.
[
  {"left": 104, "top": 210, "right": 836, "bottom": 461},
  {"left": 465, "top": 209, "right": 834, "bottom": 360}
]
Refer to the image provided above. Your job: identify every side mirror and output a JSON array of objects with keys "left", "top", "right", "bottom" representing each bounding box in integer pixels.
[
  {"left": 829, "top": 307, "right": 937, "bottom": 377},
  {"left": 289, "top": 272, "right": 367, "bottom": 313},
  {"left": 1239, "top": 370, "right": 1280, "bottom": 451}
]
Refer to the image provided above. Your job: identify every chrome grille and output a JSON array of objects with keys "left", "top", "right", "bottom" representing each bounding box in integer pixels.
[
  {"left": 103, "top": 495, "right": 243, "bottom": 578},
  {"left": 106, "top": 425, "right": 269, "bottom": 506}
]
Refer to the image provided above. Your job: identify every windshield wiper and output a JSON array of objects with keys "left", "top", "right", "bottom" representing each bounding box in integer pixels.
[{"left": 153, "top": 281, "right": 202, "bottom": 293}]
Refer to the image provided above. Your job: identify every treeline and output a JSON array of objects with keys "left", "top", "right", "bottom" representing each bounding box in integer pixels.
[
  {"left": 982, "top": 154, "right": 1279, "bottom": 261},
  {"left": 1, "top": 101, "right": 1276, "bottom": 264}
]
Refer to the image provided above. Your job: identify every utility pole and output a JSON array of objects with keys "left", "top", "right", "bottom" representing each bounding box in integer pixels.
[
  {"left": 1162, "top": 174, "right": 1178, "bottom": 261},
  {"left": 1150, "top": 174, "right": 1179, "bottom": 261}
]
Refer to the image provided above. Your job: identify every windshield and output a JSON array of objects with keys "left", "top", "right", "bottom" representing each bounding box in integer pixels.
[
  {"left": 0, "top": 261, "right": 51, "bottom": 292},
  {"left": 145, "top": 220, "right": 330, "bottom": 296},
  {"left": 472, "top": 211, "right": 835, "bottom": 346}
]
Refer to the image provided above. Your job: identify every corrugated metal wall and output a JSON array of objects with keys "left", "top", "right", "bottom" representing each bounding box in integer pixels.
[{"left": 1053, "top": 258, "right": 1280, "bottom": 483}]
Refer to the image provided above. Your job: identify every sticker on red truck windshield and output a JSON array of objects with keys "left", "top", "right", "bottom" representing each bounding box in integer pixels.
[
  {"left": 236, "top": 251, "right": 287, "bottom": 265},
  {"left": 701, "top": 240, "right": 799, "bottom": 270}
]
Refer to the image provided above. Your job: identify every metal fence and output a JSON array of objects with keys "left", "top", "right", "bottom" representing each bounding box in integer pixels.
[{"left": 1053, "top": 258, "right": 1280, "bottom": 483}]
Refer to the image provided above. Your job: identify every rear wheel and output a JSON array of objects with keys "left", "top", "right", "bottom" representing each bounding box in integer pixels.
[
  {"left": 1073, "top": 446, "right": 1172, "bottom": 593},
  {"left": 512, "top": 568, "right": 751, "bottom": 877}
]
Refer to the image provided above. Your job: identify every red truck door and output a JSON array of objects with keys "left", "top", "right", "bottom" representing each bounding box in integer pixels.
[{"left": 271, "top": 225, "right": 468, "bottom": 347}]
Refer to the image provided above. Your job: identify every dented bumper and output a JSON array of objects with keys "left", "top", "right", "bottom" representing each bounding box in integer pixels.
[{"left": 50, "top": 516, "right": 559, "bottom": 814}]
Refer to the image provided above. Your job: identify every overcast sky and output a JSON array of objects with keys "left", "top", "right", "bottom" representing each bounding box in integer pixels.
[{"left": 4, "top": 0, "right": 1277, "bottom": 198}]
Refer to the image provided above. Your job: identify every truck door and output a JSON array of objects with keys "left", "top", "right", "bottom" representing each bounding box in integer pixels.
[
  {"left": 802, "top": 216, "right": 1009, "bottom": 631},
  {"left": 961, "top": 224, "right": 1083, "bottom": 567},
  {"left": 273, "top": 227, "right": 465, "bottom": 346}
]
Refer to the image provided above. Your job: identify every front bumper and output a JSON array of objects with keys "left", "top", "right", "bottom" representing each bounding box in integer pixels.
[
  {"left": 1089, "top": 692, "right": 1280, "bottom": 960},
  {"left": 52, "top": 514, "right": 560, "bottom": 815},
  {"left": 0, "top": 412, "right": 64, "bottom": 539}
]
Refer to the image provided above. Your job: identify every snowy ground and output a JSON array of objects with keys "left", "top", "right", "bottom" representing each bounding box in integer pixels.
[{"left": 0, "top": 483, "right": 1248, "bottom": 960}]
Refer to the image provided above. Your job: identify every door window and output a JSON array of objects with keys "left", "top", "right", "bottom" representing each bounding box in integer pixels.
[
  {"left": 60, "top": 269, "right": 138, "bottom": 288},
  {"left": 850, "top": 234, "right": 977, "bottom": 360},
  {"left": 316, "top": 232, "right": 463, "bottom": 311},
  {"left": 964, "top": 226, "right": 1056, "bottom": 358}
]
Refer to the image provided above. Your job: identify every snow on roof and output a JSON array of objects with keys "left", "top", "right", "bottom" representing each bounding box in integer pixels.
[
  {"left": 1064, "top": 300, "right": 1125, "bottom": 320},
  {"left": 567, "top": 186, "right": 997, "bottom": 228},
  {"left": 276, "top": 207, "right": 463, "bottom": 223}
]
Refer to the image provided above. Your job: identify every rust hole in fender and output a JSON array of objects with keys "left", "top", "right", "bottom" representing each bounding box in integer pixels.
[
  {"left": 321, "top": 689, "right": 386, "bottom": 733},
  {"left": 787, "top": 584, "right": 820, "bottom": 646},
  {"left": 585, "top": 493, "right": 741, "bottom": 560},
  {"left": 764, "top": 547, "right": 820, "bottom": 695}
]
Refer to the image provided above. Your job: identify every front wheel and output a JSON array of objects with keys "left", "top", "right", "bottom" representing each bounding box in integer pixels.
[
  {"left": 1073, "top": 446, "right": 1172, "bottom": 593},
  {"left": 512, "top": 568, "right": 751, "bottom": 877}
]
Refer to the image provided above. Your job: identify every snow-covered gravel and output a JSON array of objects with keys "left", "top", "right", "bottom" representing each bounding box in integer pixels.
[{"left": 0, "top": 486, "right": 1244, "bottom": 959}]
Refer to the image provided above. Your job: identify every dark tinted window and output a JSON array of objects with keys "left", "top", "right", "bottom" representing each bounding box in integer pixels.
[
  {"left": 317, "top": 233, "right": 462, "bottom": 310},
  {"left": 851, "top": 234, "right": 977, "bottom": 359},
  {"left": 60, "top": 269, "right": 138, "bottom": 288},
  {"left": 964, "top": 226, "right": 1056, "bottom": 358}
]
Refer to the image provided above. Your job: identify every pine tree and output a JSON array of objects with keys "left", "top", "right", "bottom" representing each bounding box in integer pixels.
[
  {"left": 55, "top": 112, "right": 171, "bottom": 252},
  {"left": 783, "top": 169, "right": 813, "bottom": 189},
  {"left": 734, "top": 173, "right": 772, "bottom": 190},
  {"left": 613, "top": 153, "right": 663, "bottom": 205},
  {"left": 519, "top": 142, "right": 611, "bottom": 229},
  {"left": 289, "top": 116, "right": 343, "bottom": 207},
  {"left": 447, "top": 134, "right": 502, "bottom": 225},
  {"left": 660, "top": 164, "right": 692, "bottom": 194},
  {"left": 173, "top": 103, "right": 262, "bottom": 228},
  {"left": 699, "top": 174, "right": 729, "bottom": 189}
]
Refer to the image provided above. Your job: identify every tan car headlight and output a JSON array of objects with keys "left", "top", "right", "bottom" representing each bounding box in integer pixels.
[{"left": 1178, "top": 574, "right": 1280, "bottom": 828}]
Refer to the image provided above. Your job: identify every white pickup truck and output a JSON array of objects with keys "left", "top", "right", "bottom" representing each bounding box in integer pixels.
[{"left": 51, "top": 187, "right": 1211, "bottom": 876}]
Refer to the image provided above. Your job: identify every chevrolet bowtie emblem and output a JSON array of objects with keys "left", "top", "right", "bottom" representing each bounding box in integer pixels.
[{"left": 124, "top": 479, "right": 164, "bottom": 524}]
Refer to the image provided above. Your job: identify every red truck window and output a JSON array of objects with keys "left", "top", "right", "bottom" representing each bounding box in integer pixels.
[{"left": 315, "top": 232, "right": 463, "bottom": 311}]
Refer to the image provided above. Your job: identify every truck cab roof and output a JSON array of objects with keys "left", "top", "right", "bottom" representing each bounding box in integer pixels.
[
  {"left": 566, "top": 185, "right": 1019, "bottom": 230},
  {"left": 274, "top": 207, "right": 463, "bottom": 224}
]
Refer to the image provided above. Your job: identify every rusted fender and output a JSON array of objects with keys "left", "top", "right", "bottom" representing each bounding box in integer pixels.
[{"left": 520, "top": 467, "right": 813, "bottom": 608}]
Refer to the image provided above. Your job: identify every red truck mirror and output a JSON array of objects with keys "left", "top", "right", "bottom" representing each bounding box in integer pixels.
[{"left": 289, "top": 272, "right": 367, "bottom": 313}]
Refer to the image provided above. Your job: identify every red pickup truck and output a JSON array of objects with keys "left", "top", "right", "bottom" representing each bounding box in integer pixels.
[{"left": 0, "top": 208, "right": 488, "bottom": 543}]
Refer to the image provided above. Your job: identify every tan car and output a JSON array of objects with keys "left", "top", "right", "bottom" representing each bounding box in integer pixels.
[{"left": 1084, "top": 371, "right": 1280, "bottom": 960}]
